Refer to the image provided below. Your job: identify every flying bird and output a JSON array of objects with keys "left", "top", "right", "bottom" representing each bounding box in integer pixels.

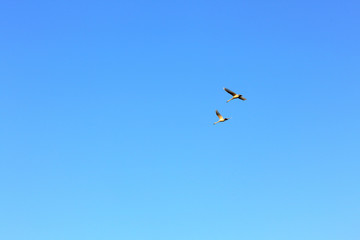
[
  {"left": 224, "top": 88, "right": 247, "bottom": 102},
  {"left": 214, "top": 110, "right": 231, "bottom": 125}
]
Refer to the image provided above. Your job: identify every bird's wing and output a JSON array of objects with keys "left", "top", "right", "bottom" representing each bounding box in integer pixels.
[
  {"left": 216, "top": 110, "right": 224, "bottom": 120},
  {"left": 224, "top": 88, "right": 237, "bottom": 96}
]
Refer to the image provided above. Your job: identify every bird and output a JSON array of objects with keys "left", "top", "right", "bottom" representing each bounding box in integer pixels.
[
  {"left": 224, "top": 88, "right": 247, "bottom": 103},
  {"left": 214, "top": 110, "right": 231, "bottom": 125}
]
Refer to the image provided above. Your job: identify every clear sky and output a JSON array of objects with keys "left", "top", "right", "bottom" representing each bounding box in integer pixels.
[{"left": 1, "top": 1, "right": 359, "bottom": 239}]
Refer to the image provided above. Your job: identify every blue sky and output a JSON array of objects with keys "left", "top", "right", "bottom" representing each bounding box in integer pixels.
[{"left": 1, "top": 1, "right": 359, "bottom": 239}]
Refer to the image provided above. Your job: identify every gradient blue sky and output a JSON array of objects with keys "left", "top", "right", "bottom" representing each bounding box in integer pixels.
[{"left": 1, "top": 1, "right": 360, "bottom": 239}]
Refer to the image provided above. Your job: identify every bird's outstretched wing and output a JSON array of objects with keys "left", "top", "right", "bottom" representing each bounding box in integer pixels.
[
  {"left": 224, "top": 88, "right": 236, "bottom": 96},
  {"left": 239, "top": 95, "right": 247, "bottom": 100},
  {"left": 216, "top": 110, "right": 224, "bottom": 120}
]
